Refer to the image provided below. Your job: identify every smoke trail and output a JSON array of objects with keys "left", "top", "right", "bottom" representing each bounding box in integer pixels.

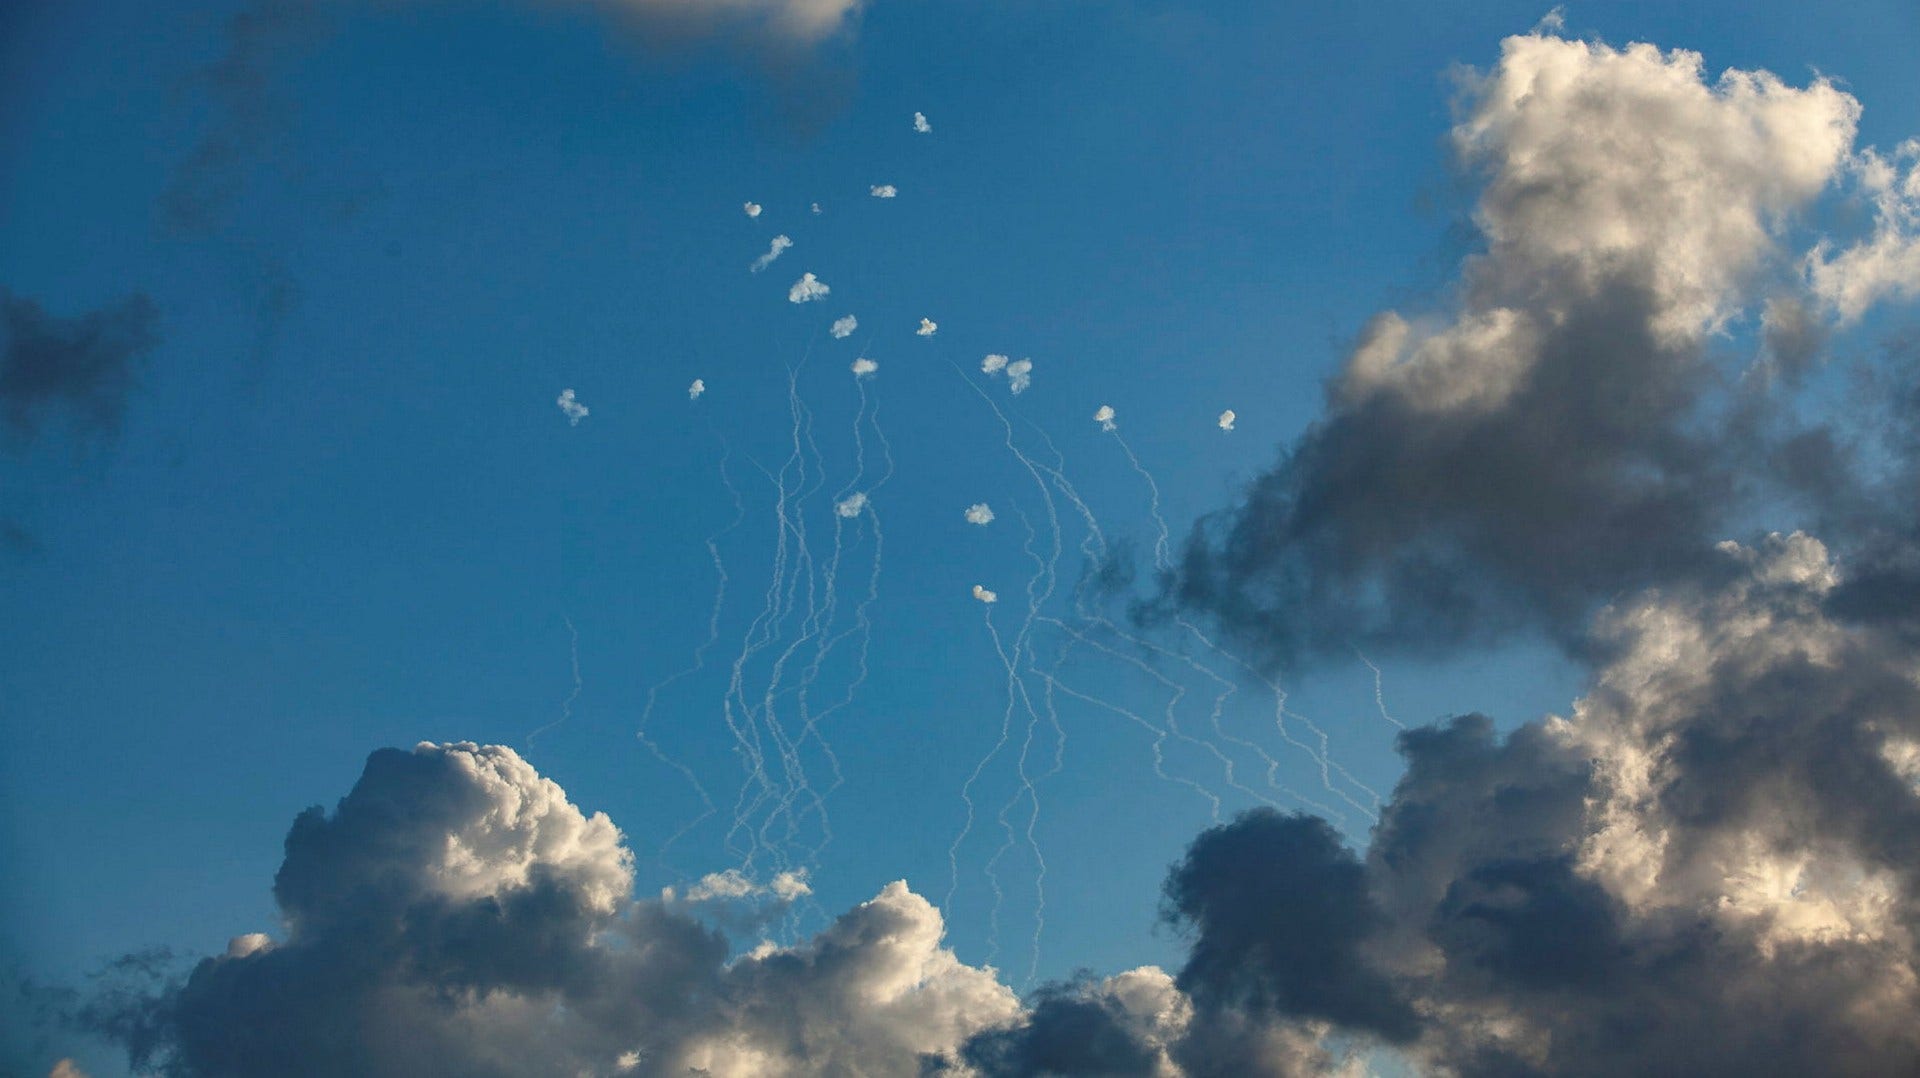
[
  {"left": 638, "top": 432, "right": 743, "bottom": 869},
  {"left": 527, "top": 616, "right": 582, "bottom": 748},
  {"left": 1356, "top": 649, "right": 1407, "bottom": 730}
]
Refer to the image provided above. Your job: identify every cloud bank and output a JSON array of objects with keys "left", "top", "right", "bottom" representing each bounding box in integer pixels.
[
  {"left": 76, "top": 743, "right": 1020, "bottom": 1078},
  {"left": 1176, "top": 30, "right": 1915, "bottom": 665}
]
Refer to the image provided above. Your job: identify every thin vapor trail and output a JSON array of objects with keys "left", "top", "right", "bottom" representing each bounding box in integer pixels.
[
  {"left": 527, "top": 616, "right": 582, "bottom": 748},
  {"left": 641, "top": 432, "right": 742, "bottom": 867},
  {"left": 1356, "top": 649, "right": 1408, "bottom": 730}
]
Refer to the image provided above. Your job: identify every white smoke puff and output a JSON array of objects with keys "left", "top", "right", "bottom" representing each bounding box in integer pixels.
[
  {"left": 789, "top": 272, "right": 831, "bottom": 303},
  {"left": 965, "top": 503, "right": 994, "bottom": 526},
  {"left": 831, "top": 315, "right": 858, "bottom": 339},
  {"left": 751, "top": 234, "right": 793, "bottom": 273},
  {"left": 744, "top": 202, "right": 762, "bottom": 218},
  {"left": 48, "top": 1062, "right": 90, "bottom": 1078},
  {"left": 981, "top": 354, "right": 1009, "bottom": 374},
  {"left": 972, "top": 584, "right": 997, "bottom": 603},
  {"left": 1218, "top": 409, "right": 1236, "bottom": 431},
  {"left": 1006, "top": 358, "right": 1033, "bottom": 394},
  {"left": 1094, "top": 404, "right": 1116, "bottom": 431},
  {"left": 870, "top": 185, "right": 898, "bottom": 198},
  {"left": 917, "top": 318, "right": 938, "bottom": 336},
  {"left": 913, "top": 112, "right": 931, "bottom": 133},
  {"left": 811, "top": 202, "right": 823, "bottom": 215},
  {"left": 689, "top": 379, "right": 706, "bottom": 401},
  {"left": 851, "top": 357, "right": 878, "bottom": 377},
  {"left": 557, "top": 388, "right": 589, "bottom": 426},
  {"left": 835, "top": 492, "right": 868, "bottom": 517}
]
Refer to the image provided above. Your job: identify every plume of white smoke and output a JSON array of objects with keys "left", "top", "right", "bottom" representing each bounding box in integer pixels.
[
  {"left": 811, "top": 202, "right": 823, "bottom": 215},
  {"left": 557, "top": 388, "right": 589, "bottom": 426},
  {"left": 965, "top": 503, "right": 995, "bottom": 526},
  {"left": 1005, "top": 358, "right": 1033, "bottom": 394},
  {"left": 689, "top": 379, "right": 706, "bottom": 401},
  {"left": 870, "top": 185, "right": 898, "bottom": 198},
  {"left": 751, "top": 234, "right": 793, "bottom": 273},
  {"left": 981, "top": 354, "right": 1009, "bottom": 374},
  {"left": 789, "top": 272, "right": 830, "bottom": 303},
  {"left": 744, "top": 202, "right": 762, "bottom": 218},
  {"left": 913, "top": 112, "right": 932, "bottom": 133},
  {"left": 835, "top": 492, "right": 869, "bottom": 518},
  {"left": 917, "top": 318, "right": 938, "bottom": 336},
  {"left": 1217, "top": 409, "right": 1236, "bottom": 431},
  {"left": 831, "top": 315, "right": 858, "bottom": 339},
  {"left": 1094, "top": 405, "right": 1116, "bottom": 431},
  {"left": 972, "top": 584, "right": 997, "bottom": 604},
  {"left": 851, "top": 357, "right": 878, "bottom": 377}
]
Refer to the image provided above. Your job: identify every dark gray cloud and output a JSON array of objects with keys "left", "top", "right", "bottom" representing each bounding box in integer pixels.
[
  {"left": 1174, "top": 32, "right": 1886, "bottom": 665},
  {"left": 948, "top": 976, "right": 1168, "bottom": 1077},
  {"left": 1154, "top": 536, "right": 1920, "bottom": 1076},
  {"left": 1164, "top": 811, "right": 1416, "bottom": 1043},
  {"left": 1, "top": 291, "right": 161, "bottom": 445}
]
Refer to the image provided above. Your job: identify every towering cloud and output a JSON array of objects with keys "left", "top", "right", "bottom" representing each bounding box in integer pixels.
[
  {"left": 1178, "top": 31, "right": 1886, "bottom": 663},
  {"left": 79, "top": 742, "right": 1021, "bottom": 1077}
]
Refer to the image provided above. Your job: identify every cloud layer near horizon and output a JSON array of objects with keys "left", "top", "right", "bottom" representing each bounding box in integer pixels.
[{"left": 73, "top": 534, "right": 1920, "bottom": 1075}]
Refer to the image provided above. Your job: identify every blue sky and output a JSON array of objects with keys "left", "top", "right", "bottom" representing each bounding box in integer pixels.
[{"left": 6, "top": 2, "right": 1920, "bottom": 1074}]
